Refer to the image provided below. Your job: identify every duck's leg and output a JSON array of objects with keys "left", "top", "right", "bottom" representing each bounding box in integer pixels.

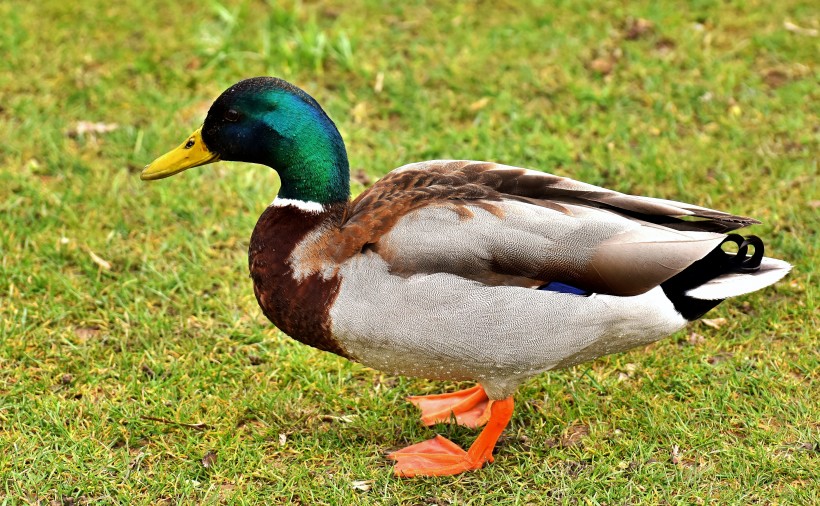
[
  {"left": 388, "top": 397, "right": 514, "bottom": 477},
  {"left": 406, "top": 385, "right": 491, "bottom": 428}
]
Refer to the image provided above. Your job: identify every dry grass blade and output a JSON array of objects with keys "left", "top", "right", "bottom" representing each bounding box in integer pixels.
[{"left": 140, "top": 415, "right": 211, "bottom": 431}]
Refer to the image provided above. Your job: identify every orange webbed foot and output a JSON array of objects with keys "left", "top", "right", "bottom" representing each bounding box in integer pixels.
[
  {"left": 389, "top": 397, "right": 514, "bottom": 477},
  {"left": 407, "top": 385, "right": 491, "bottom": 428},
  {"left": 388, "top": 435, "right": 476, "bottom": 477}
]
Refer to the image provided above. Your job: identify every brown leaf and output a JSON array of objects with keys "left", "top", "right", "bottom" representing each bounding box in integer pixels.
[
  {"left": 624, "top": 18, "right": 654, "bottom": 40},
  {"left": 701, "top": 317, "right": 727, "bottom": 329},
  {"left": 201, "top": 450, "right": 217, "bottom": 468},
  {"left": 589, "top": 58, "right": 614, "bottom": 75},
  {"left": 74, "top": 325, "right": 100, "bottom": 339},
  {"left": 763, "top": 70, "right": 789, "bottom": 88},
  {"left": 561, "top": 424, "right": 590, "bottom": 447}
]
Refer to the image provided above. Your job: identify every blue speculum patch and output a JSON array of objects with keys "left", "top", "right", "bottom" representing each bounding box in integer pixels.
[{"left": 538, "top": 281, "right": 590, "bottom": 296}]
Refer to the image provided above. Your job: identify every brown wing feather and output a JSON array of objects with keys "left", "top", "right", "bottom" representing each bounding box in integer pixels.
[
  {"left": 344, "top": 160, "right": 757, "bottom": 230},
  {"left": 320, "top": 160, "right": 758, "bottom": 295}
]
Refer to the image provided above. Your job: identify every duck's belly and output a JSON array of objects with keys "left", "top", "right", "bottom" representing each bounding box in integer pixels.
[{"left": 329, "top": 253, "right": 687, "bottom": 399}]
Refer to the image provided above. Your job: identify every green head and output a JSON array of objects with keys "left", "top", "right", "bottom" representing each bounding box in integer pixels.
[{"left": 141, "top": 77, "right": 350, "bottom": 204}]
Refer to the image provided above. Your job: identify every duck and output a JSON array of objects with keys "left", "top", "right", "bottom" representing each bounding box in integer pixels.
[{"left": 141, "top": 76, "right": 791, "bottom": 477}]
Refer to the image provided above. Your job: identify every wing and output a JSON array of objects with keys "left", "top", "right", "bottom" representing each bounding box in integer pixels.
[{"left": 330, "top": 160, "right": 760, "bottom": 296}]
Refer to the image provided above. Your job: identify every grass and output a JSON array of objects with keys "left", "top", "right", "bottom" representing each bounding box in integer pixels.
[{"left": 0, "top": 0, "right": 817, "bottom": 503}]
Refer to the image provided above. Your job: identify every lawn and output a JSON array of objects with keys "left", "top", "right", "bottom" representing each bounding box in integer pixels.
[{"left": 1, "top": 0, "right": 817, "bottom": 504}]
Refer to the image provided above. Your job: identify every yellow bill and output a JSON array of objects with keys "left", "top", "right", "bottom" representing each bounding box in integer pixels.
[{"left": 141, "top": 127, "right": 220, "bottom": 180}]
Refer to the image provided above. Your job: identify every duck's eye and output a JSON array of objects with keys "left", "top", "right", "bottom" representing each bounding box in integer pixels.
[
  {"left": 184, "top": 138, "right": 195, "bottom": 149},
  {"left": 225, "top": 109, "right": 240, "bottom": 122}
]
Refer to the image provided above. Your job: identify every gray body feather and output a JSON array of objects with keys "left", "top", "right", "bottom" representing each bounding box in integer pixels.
[{"left": 330, "top": 253, "right": 687, "bottom": 400}]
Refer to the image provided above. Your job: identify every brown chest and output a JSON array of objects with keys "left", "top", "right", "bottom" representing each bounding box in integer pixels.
[{"left": 248, "top": 204, "right": 349, "bottom": 358}]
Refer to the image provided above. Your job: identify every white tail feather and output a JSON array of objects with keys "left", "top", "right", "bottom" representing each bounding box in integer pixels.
[{"left": 685, "top": 257, "right": 792, "bottom": 300}]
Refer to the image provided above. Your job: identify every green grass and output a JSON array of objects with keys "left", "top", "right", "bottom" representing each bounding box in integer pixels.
[{"left": 1, "top": 0, "right": 818, "bottom": 503}]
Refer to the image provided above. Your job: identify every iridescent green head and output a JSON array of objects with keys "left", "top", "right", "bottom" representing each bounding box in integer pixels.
[{"left": 142, "top": 77, "right": 350, "bottom": 204}]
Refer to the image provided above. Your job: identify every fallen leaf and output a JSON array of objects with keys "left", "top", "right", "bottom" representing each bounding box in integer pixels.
[
  {"left": 624, "top": 18, "right": 654, "bottom": 40},
  {"left": 278, "top": 433, "right": 287, "bottom": 446},
  {"left": 589, "top": 58, "right": 614, "bottom": 75},
  {"left": 469, "top": 97, "right": 490, "bottom": 112},
  {"left": 201, "top": 451, "right": 217, "bottom": 468},
  {"left": 783, "top": 21, "right": 818, "bottom": 37},
  {"left": 810, "top": 200, "right": 820, "bottom": 209},
  {"left": 87, "top": 249, "right": 111, "bottom": 270},
  {"left": 351, "top": 480, "right": 374, "bottom": 492},
  {"left": 762, "top": 69, "right": 789, "bottom": 88},
  {"left": 560, "top": 424, "right": 589, "bottom": 447},
  {"left": 701, "top": 317, "right": 727, "bottom": 329},
  {"left": 74, "top": 325, "right": 100, "bottom": 339},
  {"left": 373, "top": 71, "right": 384, "bottom": 93}
]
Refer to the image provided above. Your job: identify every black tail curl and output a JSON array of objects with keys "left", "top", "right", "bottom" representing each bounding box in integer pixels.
[
  {"left": 661, "top": 234, "right": 764, "bottom": 320},
  {"left": 723, "top": 234, "right": 764, "bottom": 272}
]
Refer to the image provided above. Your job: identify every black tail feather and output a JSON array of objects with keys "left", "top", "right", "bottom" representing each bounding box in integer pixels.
[{"left": 662, "top": 234, "right": 764, "bottom": 320}]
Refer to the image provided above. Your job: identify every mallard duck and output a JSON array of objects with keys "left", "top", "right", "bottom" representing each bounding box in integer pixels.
[{"left": 142, "top": 77, "right": 791, "bottom": 477}]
